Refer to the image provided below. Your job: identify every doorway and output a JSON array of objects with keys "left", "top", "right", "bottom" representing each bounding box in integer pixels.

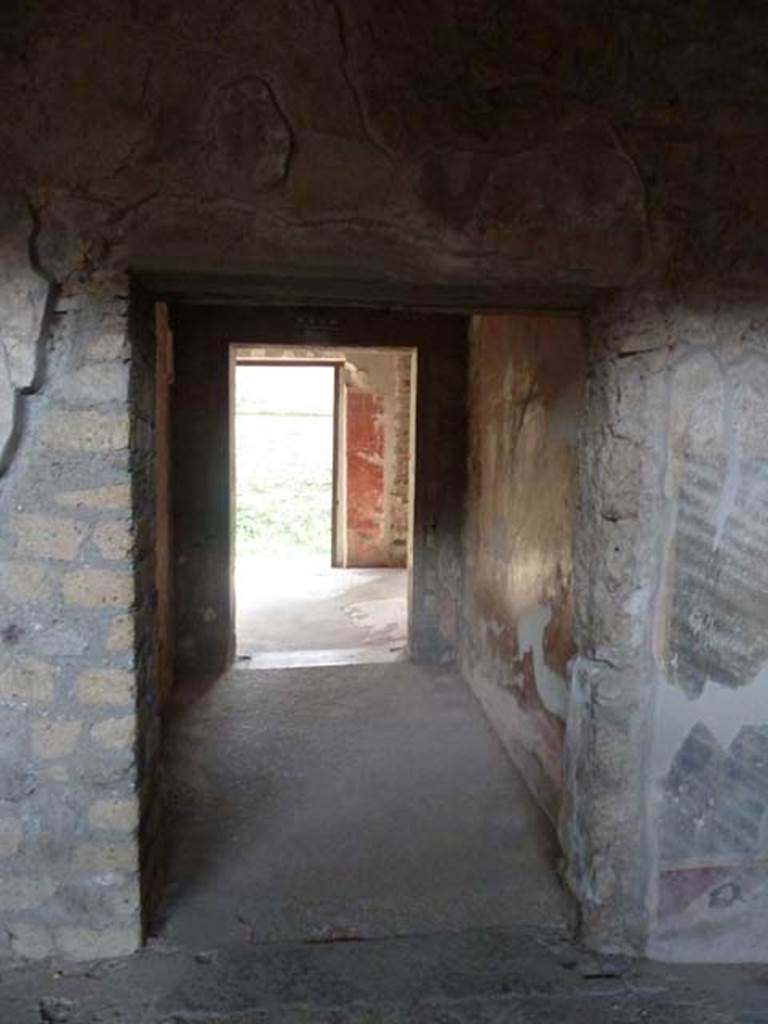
[
  {"left": 169, "top": 308, "right": 465, "bottom": 681},
  {"left": 232, "top": 350, "right": 413, "bottom": 669},
  {"left": 158, "top": 307, "right": 570, "bottom": 952}
]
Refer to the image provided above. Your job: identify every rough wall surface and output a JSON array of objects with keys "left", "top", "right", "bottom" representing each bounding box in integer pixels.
[
  {"left": 0, "top": 2, "right": 659, "bottom": 305},
  {"left": 562, "top": 290, "right": 768, "bottom": 962},
  {"left": 171, "top": 318, "right": 233, "bottom": 678},
  {"left": 0, "top": 194, "right": 53, "bottom": 471},
  {"left": 127, "top": 287, "right": 165, "bottom": 935},
  {"left": 391, "top": 353, "right": 414, "bottom": 565},
  {"left": 344, "top": 349, "right": 413, "bottom": 568},
  {"left": 0, "top": 0, "right": 766, "bottom": 964},
  {"left": 461, "top": 315, "right": 584, "bottom": 822},
  {"left": 0, "top": 280, "right": 148, "bottom": 961},
  {"left": 410, "top": 325, "right": 468, "bottom": 663}
]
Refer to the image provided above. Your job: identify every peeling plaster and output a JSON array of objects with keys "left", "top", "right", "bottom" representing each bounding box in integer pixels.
[
  {"left": 713, "top": 361, "right": 740, "bottom": 550},
  {"left": 0, "top": 193, "right": 55, "bottom": 475},
  {"left": 579, "top": 297, "right": 768, "bottom": 961},
  {"left": 517, "top": 604, "right": 568, "bottom": 719},
  {"left": 461, "top": 314, "right": 583, "bottom": 822},
  {"left": 652, "top": 663, "right": 768, "bottom": 778}
]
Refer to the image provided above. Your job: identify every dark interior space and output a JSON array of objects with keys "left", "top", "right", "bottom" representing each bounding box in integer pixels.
[{"left": 1, "top": 2, "right": 767, "bottom": 1019}]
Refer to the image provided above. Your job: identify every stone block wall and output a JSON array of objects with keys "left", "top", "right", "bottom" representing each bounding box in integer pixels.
[
  {"left": 0, "top": 0, "right": 765, "bottom": 968},
  {"left": 3, "top": 276, "right": 764, "bottom": 968},
  {"left": 0, "top": 280, "right": 146, "bottom": 961}
]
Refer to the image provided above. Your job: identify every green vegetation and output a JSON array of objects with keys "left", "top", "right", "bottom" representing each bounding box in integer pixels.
[{"left": 235, "top": 413, "right": 333, "bottom": 561}]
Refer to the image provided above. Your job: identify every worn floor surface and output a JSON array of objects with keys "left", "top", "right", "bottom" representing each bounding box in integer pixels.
[
  {"left": 3, "top": 925, "right": 767, "bottom": 1023},
  {"left": 160, "top": 663, "right": 569, "bottom": 946},
  {"left": 2, "top": 664, "right": 766, "bottom": 1023},
  {"left": 236, "top": 564, "right": 408, "bottom": 667}
]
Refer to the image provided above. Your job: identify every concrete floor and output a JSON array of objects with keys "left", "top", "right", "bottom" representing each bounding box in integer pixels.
[
  {"left": 159, "top": 662, "right": 569, "bottom": 947},
  {"left": 4, "top": 925, "right": 768, "bottom": 1023},
  {"left": 236, "top": 561, "right": 408, "bottom": 667},
  {"left": 2, "top": 667, "right": 766, "bottom": 1022}
]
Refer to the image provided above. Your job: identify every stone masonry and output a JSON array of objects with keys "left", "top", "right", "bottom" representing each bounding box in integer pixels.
[
  {"left": 0, "top": 0, "right": 767, "bottom": 970},
  {"left": 0, "top": 280, "right": 149, "bottom": 961},
  {"left": 561, "top": 288, "right": 768, "bottom": 962}
]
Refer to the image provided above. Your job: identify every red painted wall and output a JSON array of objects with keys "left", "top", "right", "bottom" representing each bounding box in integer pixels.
[
  {"left": 346, "top": 390, "right": 386, "bottom": 565},
  {"left": 342, "top": 351, "right": 412, "bottom": 568}
]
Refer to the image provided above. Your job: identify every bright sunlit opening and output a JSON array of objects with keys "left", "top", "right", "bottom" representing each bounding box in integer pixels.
[{"left": 235, "top": 363, "right": 335, "bottom": 575}]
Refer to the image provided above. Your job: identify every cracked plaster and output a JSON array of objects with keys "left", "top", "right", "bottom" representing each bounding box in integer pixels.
[{"left": 0, "top": 193, "right": 52, "bottom": 471}]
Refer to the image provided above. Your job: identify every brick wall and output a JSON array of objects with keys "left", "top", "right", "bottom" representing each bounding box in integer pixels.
[{"left": 0, "top": 280, "right": 144, "bottom": 961}]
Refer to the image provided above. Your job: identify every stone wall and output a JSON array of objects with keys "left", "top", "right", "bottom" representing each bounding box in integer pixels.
[
  {"left": 460, "top": 314, "right": 584, "bottom": 822},
  {"left": 128, "top": 287, "right": 166, "bottom": 933},
  {"left": 171, "top": 316, "right": 234, "bottom": 678},
  {"left": 409, "top": 323, "right": 468, "bottom": 662},
  {"left": 0, "top": 280, "right": 147, "bottom": 961},
  {"left": 561, "top": 288, "right": 768, "bottom": 962},
  {"left": 1, "top": 2, "right": 659, "bottom": 305},
  {"left": 153, "top": 305, "right": 175, "bottom": 707},
  {"left": 0, "top": 0, "right": 767, "bottom": 966}
]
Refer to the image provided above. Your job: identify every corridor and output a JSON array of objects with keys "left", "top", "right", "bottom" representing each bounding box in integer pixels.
[{"left": 159, "top": 662, "right": 570, "bottom": 948}]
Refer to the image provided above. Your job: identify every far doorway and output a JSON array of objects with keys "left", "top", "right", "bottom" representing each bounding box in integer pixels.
[{"left": 233, "top": 351, "right": 414, "bottom": 668}]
